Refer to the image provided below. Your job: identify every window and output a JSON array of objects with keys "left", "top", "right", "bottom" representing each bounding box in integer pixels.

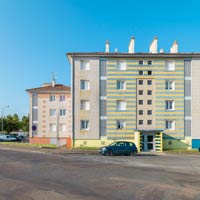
[
  {"left": 147, "top": 100, "right": 152, "bottom": 105},
  {"left": 139, "top": 120, "right": 143, "bottom": 125},
  {"left": 139, "top": 60, "right": 143, "bottom": 65},
  {"left": 147, "top": 110, "right": 152, "bottom": 115},
  {"left": 166, "top": 61, "right": 175, "bottom": 71},
  {"left": 60, "top": 124, "right": 66, "bottom": 132},
  {"left": 49, "top": 109, "right": 56, "bottom": 116},
  {"left": 50, "top": 123, "right": 56, "bottom": 132},
  {"left": 139, "top": 90, "right": 143, "bottom": 95},
  {"left": 81, "top": 120, "right": 89, "bottom": 130},
  {"left": 147, "top": 120, "right": 152, "bottom": 125},
  {"left": 117, "top": 100, "right": 126, "bottom": 111},
  {"left": 139, "top": 70, "right": 143, "bottom": 75},
  {"left": 117, "top": 61, "right": 126, "bottom": 70},
  {"left": 117, "top": 120, "right": 126, "bottom": 129},
  {"left": 81, "top": 60, "right": 90, "bottom": 70},
  {"left": 50, "top": 95, "right": 55, "bottom": 102},
  {"left": 117, "top": 80, "right": 126, "bottom": 90},
  {"left": 80, "top": 80, "right": 90, "bottom": 90},
  {"left": 148, "top": 70, "right": 152, "bottom": 75},
  {"left": 166, "top": 120, "right": 175, "bottom": 130},
  {"left": 60, "top": 95, "right": 65, "bottom": 101},
  {"left": 166, "top": 80, "right": 175, "bottom": 90},
  {"left": 166, "top": 100, "right": 175, "bottom": 110},
  {"left": 147, "top": 90, "right": 152, "bottom": 95},
  {"left": 147, "top": 80, "right": 152, "bottom": 85},
  {"left": 81, "top": 100, "right": 90, "bottom": 110},
  {"left": 139, "top": 100, "right": 143, "bottom": 105},
  {"left": 148, "top": 60, "right": 152, "bottom": 65},
  {"left": 139, "top": 110, "right": 143, "bottom": 115},
  {"left": 60, "top": 109, "right": 66, "bottom": 116},
  {"left": 138, "top": 80, "right": 143, "bottom": 85}
]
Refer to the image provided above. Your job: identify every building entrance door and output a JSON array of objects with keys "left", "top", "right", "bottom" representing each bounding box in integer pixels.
[{"left": 141, "top": 134, "right": 155, "bottom": 151}]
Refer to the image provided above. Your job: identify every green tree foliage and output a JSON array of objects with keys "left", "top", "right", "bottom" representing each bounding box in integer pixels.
[{"left": 0, "top": 114, "right": 29, "bottom": 133}]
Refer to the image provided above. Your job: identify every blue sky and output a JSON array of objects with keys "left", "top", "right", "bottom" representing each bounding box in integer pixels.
[{"left": 1, "top": 0, "right": 200, "bottom": 117}]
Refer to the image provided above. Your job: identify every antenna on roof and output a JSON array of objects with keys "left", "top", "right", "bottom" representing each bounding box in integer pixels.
[{"left": 52, "top": 72, "right": 56, "bottom": 87}]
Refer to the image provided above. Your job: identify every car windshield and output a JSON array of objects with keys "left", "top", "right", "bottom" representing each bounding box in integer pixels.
[{"left": 109, "top": 142, "right": 118, "bottom": 146}]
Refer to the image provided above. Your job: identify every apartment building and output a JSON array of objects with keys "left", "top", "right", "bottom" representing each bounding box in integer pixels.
[
  {"left": 67, "top": 37, "right": 200, "bottom": 152},
  {"left": 26, "top": 80, "right": 72, "bottom": 148}
]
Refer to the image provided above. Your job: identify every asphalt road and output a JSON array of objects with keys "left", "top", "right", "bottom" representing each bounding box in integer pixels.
[{"left": 0, "top": 149, "right": 200, "bottom": 200}]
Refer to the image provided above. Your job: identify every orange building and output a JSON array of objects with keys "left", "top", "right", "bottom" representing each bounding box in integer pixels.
[{"left": 26, "top": 80, "right": 72, "bottom": 148}]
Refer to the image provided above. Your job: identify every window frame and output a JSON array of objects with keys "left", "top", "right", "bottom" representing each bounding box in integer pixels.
[
  {"left": 80, "top": 80, "right": 90, "bottom": 90},
  {"left": 80, "top": 100, "right": 90, "bottom": 110},
  {"left": 166, "top": 60, "right": 175, "bottom": 71},
  {"left": 60, "top": 109, "right": 66, "bottom": 116},
  {"left": 117, "top": 100, "right": 126, "bottom": 111},
  {"left": 117, "top": 60, "right": 126, "bottom": 71},
  {"left": 80, "top": 60, "right": 90, "bottom": 70},
  {"left": 147, "top": 80, "right": 152, "bottom": 85},
  {"left": 81, "top": 120, "right": 89, "bottom": 130},
  {"left": 49, "top": 95, "right": 56, "bottom": 102},
  {"left": 166, "top": 80, "right": 175, "bottom": 90},
  {"left": 165, "top": 120, "right": 175, "bottom": 130},
  {"left": 117, "top": 80, "right": 126, "bottom": 90},
  {"left": 166, "top": 100, "right": 175, "bottom": 110},
  {"left": 49, "top": 109, "right": 56, "bottom": 117},
  {"left": 116, "top": 120, "right": 126, "bottom": 130}
]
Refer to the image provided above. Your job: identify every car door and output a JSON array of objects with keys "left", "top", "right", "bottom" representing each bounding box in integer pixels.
[
  {"left": 117, "top": 142, "right": 126, "bottom": 155},
  {"left": 125, "top": 142, "right": 131, "bottom": 154}
]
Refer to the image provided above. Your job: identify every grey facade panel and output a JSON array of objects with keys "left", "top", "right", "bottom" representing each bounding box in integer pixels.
[
  {"left": 185, "top": 80, "right": 191, "bottom": 96},
  {"left": 184, "top": 60, "right": 191, "bottom": 77},
  {"left": 185, "top": 100, "right": 191, "bottom": 116},
  {"left": 100, "top": 119, "right": 107, "bottom": 136},
  {"left": 100, "top": 80, "right": 107, "bottom": 96},
  {"left": 32, "top": 109, "right": 38, "bottom": 121},
  {"left": 100, "top": 60, "right": 106, "bottom": 76},
  {"left": 185, "top": 120, "right": 191, "bottom": 136},
  {"left": 100, "top": 100, "right": 107, "bottom": 116},
  {"left": 32, "top": 93, "right": 38, "bottom": 106}
]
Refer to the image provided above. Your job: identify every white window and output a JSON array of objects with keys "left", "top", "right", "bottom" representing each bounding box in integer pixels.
[
  {"left": 117, "top": 61, "right": 126, "bottom": 70},
  {"left": 117, "top": 80, "right": 126, "bottom": 90},
  {"left": 50, "top": 95, "right": 55, "bottom": 102},
  {"left": 166, "top": 120, "right": 175, "bottom": 130},
  {"left": 50, "top": 123, "right": 56, "bottom": 132},
  {"left": 80, "top": 80, "right": 90, "bottom": 90},
  {"left": 60, "top": 124, "right": 66, "bottom": 132},
  {"left": 60, "top": 109, "right": 66, "bottom": 116},
  {"left": 166, "top": 61, "right": 175, "bottom": 71},
  {"left": 81, "top": 60, "right": 90, "bottom": 70},
  {"left": 166, "top": 80, "right": 175, "bottom": 90},
  {"left": 81, "top": 120, "right": 89, "bottom": 130},
  {"left": 166, "top": 100, "right": 175, "bottom": 110},
  {"left": 80, "top": 100, "right": 90, "bottom": 110},
  {"left": 49, "top": 109, "right": 56, "bottom": 116},
  {"left": 117, "top": 100, "right": 126, "bottom": 111},
  {"left": 60, "top": 95, "right": 65, "bottom": 101},
  {"left": 117, "top": 120, "right": 126, "bottom": 129}
]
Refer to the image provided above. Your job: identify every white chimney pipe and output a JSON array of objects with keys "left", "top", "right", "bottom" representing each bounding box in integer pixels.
[
  {"left": 105, "top": 40, "right": 110, "bottom": 53},
  {"left": 128, "top": 36, "right": 135, "bottom": 53},
  {"left": 170, "top": 40, "right": 178, "bottom": 53},
  {"left": 149, "top": 36, "right": 158, "bottom": 53}
]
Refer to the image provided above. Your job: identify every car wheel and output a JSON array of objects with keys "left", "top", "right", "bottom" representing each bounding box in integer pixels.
[
  {"left": 131, "top": 151, "right": 136, "bottom": 156},
  {"left": 107, "top": 150, "right": 113, "bottom": 156}
]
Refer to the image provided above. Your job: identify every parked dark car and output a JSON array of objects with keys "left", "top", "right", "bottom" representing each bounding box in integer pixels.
[{"left": 98, "top": 141, "right": 138, "bottom": 156}]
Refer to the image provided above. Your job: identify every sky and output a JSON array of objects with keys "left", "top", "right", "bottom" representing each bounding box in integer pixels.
[{"left": 1, "top": 0, "right": 200, "bottom": 118}]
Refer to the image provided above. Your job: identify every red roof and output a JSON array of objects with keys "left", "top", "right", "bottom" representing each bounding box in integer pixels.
[{"left": 26, "top": 84, "right": 71, "bottom": 93}]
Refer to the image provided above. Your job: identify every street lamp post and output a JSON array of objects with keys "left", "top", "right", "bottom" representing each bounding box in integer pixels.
[{"left": 1, "top": 105, "right": 9, "bottom": 134}]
